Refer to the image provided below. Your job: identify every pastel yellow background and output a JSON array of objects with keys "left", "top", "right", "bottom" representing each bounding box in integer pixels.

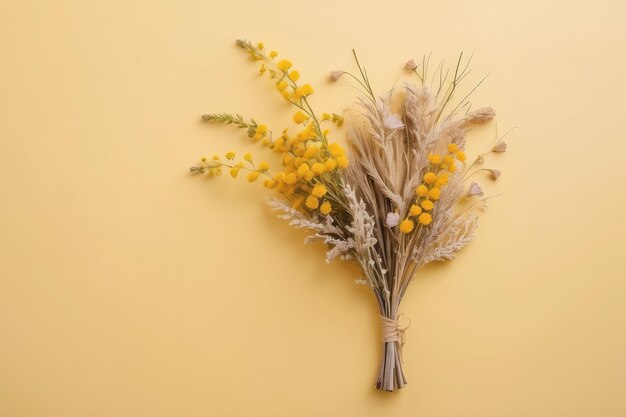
[{"left": 1, "top": 0, "right": 625, "bottom": 415}]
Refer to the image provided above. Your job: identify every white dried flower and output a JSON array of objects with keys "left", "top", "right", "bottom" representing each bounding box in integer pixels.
[
  {"left": 384, "top": 114, "right": 404, "bottom": 130},
  {"left": 329, "top": 70, "right": 345, "bottom": 81},
  {"left": 404, "top": 59, "right": 417, "bottom": 71},
  {"left": 467, "top": 182, "right": 484, "bottom": 197},
  {"left": 493, "top": 141, "right": 507, "bottom": 153},
  {"left": 386, "top": 212, "right": 400, "bottom": 227},
  {"left": 487, "top": 169, "right": 501, "bottom": 180}
]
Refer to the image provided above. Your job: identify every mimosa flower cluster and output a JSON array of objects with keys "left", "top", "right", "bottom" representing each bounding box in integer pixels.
[
  {"left": 190, "top": 40, "right": 508, "bottom": 392},
  {"left": 193, "top": 40, "right": 350, "bottom": 218}
]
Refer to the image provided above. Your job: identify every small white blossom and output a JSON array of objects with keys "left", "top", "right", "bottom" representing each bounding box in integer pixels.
[
  {"left": 384, "top": 114, "right": 404, "bottom": 130},
  {"left": 386, "top": 212, "right": 400, "bottom": 227}
]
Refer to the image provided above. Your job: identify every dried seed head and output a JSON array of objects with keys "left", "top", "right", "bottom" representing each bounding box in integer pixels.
[
  {"left": 329, "top": 70, "right": 345, "bottom": 81},
  {"left": 404, "top": 59, "right": 418, "bottom": 71},
  {"left": 493, "top": 141, "right": 507, "bottom": 153},
  {"left": 468, "top": 182, "right": 484, "bottom": 197},
  {"left": 487, "top": 169, "right": 501, "bottom": 180}
]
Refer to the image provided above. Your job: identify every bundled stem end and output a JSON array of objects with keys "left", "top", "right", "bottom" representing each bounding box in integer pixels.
[
  {"left": 376, "top": 314, "right": 410, "bottom": 391},
  {"left": 376, "top": 340, "right": 407, "bottom": 392}
]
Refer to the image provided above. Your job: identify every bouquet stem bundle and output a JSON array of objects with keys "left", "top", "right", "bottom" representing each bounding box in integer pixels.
[{"left": 191, "top": 40, "right": 507, "bottom": 392}]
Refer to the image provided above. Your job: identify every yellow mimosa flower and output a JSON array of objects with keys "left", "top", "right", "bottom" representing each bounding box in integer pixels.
[
  {"left": 423, "top": 172, "right": 437, "bottom": 184},
  {"left": 277, "top": 59, "right": 292, "bottom": 72},
  {"left": 409, "top": 205, "right": 422, "bottom": 216},
  {"left": 319, "top": 201, "right": 332, "bottom": 215},
  {"left": 416, "top": 184, "right": 428, "bottom": 196},
  {"left": 293, "top": 111, "right": 310, "bottom": 124},
  {"left": 428, "top": 188, "right": 441, "bottom": 200},
  {"left": 399, "top": 219, "right": 414, "bottom": 234},
  {"left": 420, "top": 199, "right": 434, "bottom": 211},
  {"left": 418, "top": 212, "right": 432, "bottom": 225},
  {"left": 305, "top": 195, "right": 319, "bottom": 209},
  {"left": 312, "top": 184, "right": 327, "bottom": 197}
]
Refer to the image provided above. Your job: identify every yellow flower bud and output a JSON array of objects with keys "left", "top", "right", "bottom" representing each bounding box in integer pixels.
[
  {"left": 297, "top": 163, "right": 310, "bottom": 177},
  {"left": 288, "top": 71, "right": 300, "bottom": 81},
  {"left": 428, "top": 187, "right": 441, "bottom": 200},
  {"left": 263, "top": 179, "right": 276, "bottom": 189},
  {"left": 247, "top": 172, "right": 260, "bottom": 182},
  {"left": 423, "top": 172, "right": 437, "bottom": 184},
  {"left": 416, "top": 185, "right": 428, "bottom": 196},
  {"left": 327, "top": 142, "right": 344, "bottom": 157},
  {"left": 311, "top": 162, "right": 325, "bottom": 175},
  {"left": 418, "top": 212, "right": 432, "bottom": 225},
  {"left": 435, "top": 172, "right": 449, "bottom": 187},
  {"left": 293, "top": 111, "right": 309, "bottom": 124},
  {"left": 304, "top": 145, "right": 318, "bottom": 159},
  {"left": 409, "top": 204, "right": 422, "bottom": 216},
  {"left": 296, "top": 83, "right": 314, "bottom": 96},
  {"left": 258, "top": 162, "right": 270, "bottom": 171},
  {"left": 420, "top": 199, "right": 434, "bottom": 211},
  {"left": 320, "top": 201, "right": 332, "bottom": 215},
  {"left": 284, "top": 172, "right": 298, "bottom": 185},
  {"left": 312, "top": 184, "right": 327, "bottom": 197},
  {"left": 324, "top": 159, "right": 338, "bottom": 171},
  {"left": 277, "top": 59, "right": 292, "bottom": 72},
  {"left": 428, "top": 154, "right": 442, "bottom": 165},
  {"left": 447, "top": 143, "right": 459, "bottom": 153},
  {"left": 305, "top": 195, "right": 319, "bottom": 209},
  {"left": 336, "top": 155, "right": 349, "bottom": 168},
  {"left": 399, "top": 219, "right": 414, "bottom": 234}
]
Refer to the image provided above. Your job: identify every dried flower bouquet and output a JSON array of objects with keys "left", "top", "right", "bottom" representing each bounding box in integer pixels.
[{"left": 190, "top": 40, "right": 507, "bottom": 392}]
